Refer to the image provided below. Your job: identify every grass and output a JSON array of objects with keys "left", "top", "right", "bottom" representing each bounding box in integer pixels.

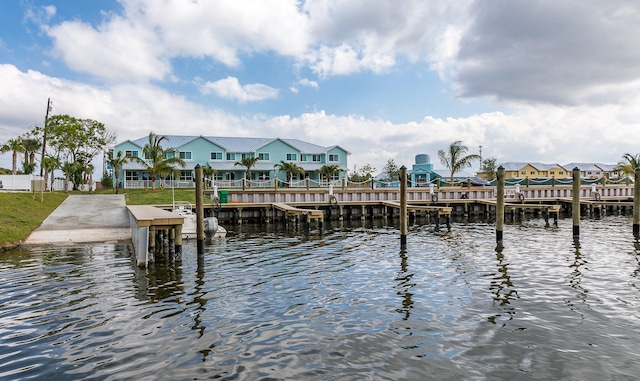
[
  {"left": 0, "top": 187, "right": 203, "bottom": 249},
  {"left": 0, "top": 192, "right": 69, "bottom": 249}
]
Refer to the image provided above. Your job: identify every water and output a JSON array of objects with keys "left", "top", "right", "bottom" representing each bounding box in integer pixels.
[{"left": 1, "top": 216, "right": 640, "bottom": 380}]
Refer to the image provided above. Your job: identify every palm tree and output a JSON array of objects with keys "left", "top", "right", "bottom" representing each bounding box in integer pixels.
[
  {"left": 234, "top": 157, "right": 260, "bottom": 188},
  {"left": 319, "top": 164, "right": 342, "bottom": 184},
  {"left": 132, "top": 132, "right": 186, "bottom": 190},
  {"left": 202, "top": 164, "right": 217, "bottom": 189},
  {"left": 61, "top": 161, "right": 78, "bottom": 193},
  {"left": 275, "top": 160, "right": 305, "bottom": 185},
  {"left": 106, "top": 150, "right": 131, "bottom": 194},
  {"left": 42, "top": 156, "right": 60, "bottom": 191},
  {"left": 438, "top": 141, "right": 481, "bottom": 185},
  {"left": 614, "top": 153, "right": 640, "bottom": 177},
  {"left": 21, "top": 138, "right": 40, "bottom": 174},
  {"left": 1, "top": 138, "right": 24, "bottom": 175}
]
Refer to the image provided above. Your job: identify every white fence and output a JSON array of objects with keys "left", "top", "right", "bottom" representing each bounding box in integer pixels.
[{"left": 0, "top": 175, "right": 70, "bottom": 192}]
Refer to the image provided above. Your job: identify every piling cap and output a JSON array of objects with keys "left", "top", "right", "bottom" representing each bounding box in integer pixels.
[{"left": 195, "top": 164, "right": 201, "bottom": 169}]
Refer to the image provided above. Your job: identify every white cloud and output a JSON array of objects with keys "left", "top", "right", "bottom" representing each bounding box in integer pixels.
[
  {"left": 200, "top": 77, "right": 279, "bottom": 102},
  {"left": 299, "top": 78, "right": 319, "bottom": 89},
  {"left": 2, "top": 63, "right": 640, "bottom": 174},
  {"left": 46, "top": 16, "right": 170, "bottom": 82}
]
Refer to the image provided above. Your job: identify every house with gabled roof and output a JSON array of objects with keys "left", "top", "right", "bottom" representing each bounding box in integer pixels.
[
  {"left": 109, "top": 135, "right": 350, "bottom": 188},
  {"left": 499, "top": 162, "right": 569, "bottom": 179},
  {"left": 563, "top": 163, "right": 621, "bottom": 179}
]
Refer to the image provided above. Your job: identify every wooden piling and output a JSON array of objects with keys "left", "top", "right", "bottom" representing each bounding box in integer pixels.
[
  {"left": 572, "top": 167, "right": 580, "bottom": 239},
  {"left": 496, "top": 166, "right": 505, "bottom": 244},
  {"left": 400, "top": 165, "right": 408, "bottom": 249},
  {"left": 195, "top": 164, "right": 205, "bottom": 255},
  {"left": 634, "top": 168, "right": 640, "bottom": 237}
]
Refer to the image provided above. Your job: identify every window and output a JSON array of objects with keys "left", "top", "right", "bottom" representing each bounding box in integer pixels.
[
  {"left": 530, "top": 171, "right": 535, "bottom": 175},
  {"left": 257, "top": 171, "right": 270, "bottom": 180},
  {"left": 226, "top": 153, "right": 236, "bottom": 161},
  {"left": 211, "top": 152, "right": 223, "bottom": 160},
  {"left": 241, "top": 153, "right": 253, "bottom": 160},
  {"left": 329, "top": 154, "right": 339, "bottom": 162},
  {"left": 550, "top": 171, "right": 555, "bottom": 175},
  {"left": 213, "top": 173, "right": 223, "bottom": 181},
  {"left": 521, "top": 171, "right": 526, "bottom": 175},
  {"left": 312, "top": 154, "right": 321, "bottom": 162},
  {"left": 258, "top": 152, "right": 270, "bottom": 161},
  {"left": 559, "top": 171, "right": 564, "bottom": 175},
  {"left": 286, "top": 153, "right": 297, "bottom": 161},
  {"left": 165, "top": 151, "right": 175, "bottom": 159},
  {"left": 125, "top": 150, "right": 138, "bottom": 157},
  {"left": 180, "top": 151, "right": 192, "bottom": 160},
  {"left": 125, "top": 171, "right": 139, "bottom": 180},
  {"left": 179, "top": 170, "right": 192, "bottom": 181}
]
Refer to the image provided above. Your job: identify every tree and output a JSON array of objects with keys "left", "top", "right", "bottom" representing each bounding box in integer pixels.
[
  {"left": 480, "top": 157, "right": 498, "bottom": 180},
  {"left": 61, "top": 161, "right": 79, "bottom": 193},
  {"left": 21, "top": 137, "right": 40, "bottom": 174},
  {"left": 382, "top": 159, "right": 400, "bottom": 181},
  {"left": 275, "top": 160, "right": 305, "bottom": 185},
  {"left": 0, "top": 138, "right": 24, "bottom": 175},
  {"left": 319, "top": 164, "right": 342, "bottom": 183},
  {"left": 106, "top": 150, "right": 131, "bottom": 193},
  {"left": 234, "top": 157, "right": 260, "bottom": 187},
  {"left": 42, "top": 156, "right": 60, "bottom": 191},
  {"left": 40, "top": 115, "right": 116, "bottom": 190},
  {"left": 357, "top": 164, "right": 376, "bottom": 181},
  {"left": 202, "top": 164, "right": 217, "bottom": 189},
  {"left": 614, "top": 153, "right": 640, "bottom": 176},
  {"left": 438, "top": 141, "right": 481, "bottom": 185},
  {"left": 131, "top": 132, "right": 186, "bottom": 190}
]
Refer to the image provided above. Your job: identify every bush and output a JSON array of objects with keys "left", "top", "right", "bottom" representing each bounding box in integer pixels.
[{"left": 101, "top": 171, "right": 113, "bottom": 190}]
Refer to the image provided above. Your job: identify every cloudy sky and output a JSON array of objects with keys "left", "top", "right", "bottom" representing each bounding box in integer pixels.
[{"left": 2, "top": 0, "right": 640, "bottom": 174}]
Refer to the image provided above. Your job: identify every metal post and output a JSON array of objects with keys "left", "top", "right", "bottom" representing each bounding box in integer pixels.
[
  {"left": 496, "top": 166, "right": 505, "bottom": 244},
  {"left": 400, "top": 165, "right": 408, "bottom": 249},
  {"left": 572, "top": 167, "right": 581, "bottom": 239}
]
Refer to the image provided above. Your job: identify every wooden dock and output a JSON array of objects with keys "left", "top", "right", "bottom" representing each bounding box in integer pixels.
[{"left": 127, "top": 205, "right": 185, "bottom": 267}]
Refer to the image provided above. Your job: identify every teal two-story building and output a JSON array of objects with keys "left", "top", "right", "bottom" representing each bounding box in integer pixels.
[{"left": 110, "top": 135, "right": 350, "bottom": 189}]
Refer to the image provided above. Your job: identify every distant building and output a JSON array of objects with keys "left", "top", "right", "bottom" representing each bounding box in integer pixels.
[
  {"left": 110, "top": 135, "right": 350, "bottom": 188},
  {"left": 407, "top": 154, "right": 479, "bottom": 186},
  {"left": 563, "top": 163, "right": 621, "bottom": 179},
  {"left": 499, "top": 162, "right": 568, "bottom": 179}
]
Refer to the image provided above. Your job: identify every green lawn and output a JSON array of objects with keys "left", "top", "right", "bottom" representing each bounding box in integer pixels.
[
  {"left": 0, "top": 192, "right": 68, "bottom": 249},
  {"left": 0, "top": 188, "right": 201, "bottom": 249}
]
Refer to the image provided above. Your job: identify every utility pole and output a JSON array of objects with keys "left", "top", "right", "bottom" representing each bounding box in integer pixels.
[
  {"left": 39, "top": 98, "right": 52, "bottom": 177},
  {"left": 479, "top": 145, "right": 483, "bottom": 172}
]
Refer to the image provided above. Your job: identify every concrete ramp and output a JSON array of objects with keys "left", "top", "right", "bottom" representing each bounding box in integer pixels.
[{"left": 24, "top": 194, "right": 131, "bottom": 245}]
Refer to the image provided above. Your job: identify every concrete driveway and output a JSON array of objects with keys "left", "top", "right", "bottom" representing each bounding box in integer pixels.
[{"left": 24, "top": 194, "right": 131, "bottom": 245}]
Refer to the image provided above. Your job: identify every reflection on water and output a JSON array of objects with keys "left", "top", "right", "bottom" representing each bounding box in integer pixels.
[{"left": 1, "top": 216, "right": 640, "bottom": 380}]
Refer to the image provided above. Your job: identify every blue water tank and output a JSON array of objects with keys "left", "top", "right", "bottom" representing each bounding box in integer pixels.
[{"left": 415, "top": 154, "right": 430, "bottom": 164}]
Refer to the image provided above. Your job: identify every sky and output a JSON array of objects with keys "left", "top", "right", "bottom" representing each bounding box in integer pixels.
[{"left": 1, "top": 0, "right": 640, "bottom": 176}]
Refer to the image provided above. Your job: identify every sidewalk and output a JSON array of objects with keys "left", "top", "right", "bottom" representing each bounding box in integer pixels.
[{"left": 24, "top": 194, "right": 131, "bottom": 245}]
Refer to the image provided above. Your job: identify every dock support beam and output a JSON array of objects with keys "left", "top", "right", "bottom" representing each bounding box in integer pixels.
[
  {"left": 496, "top": 166, "right": 505, "bottom": 245},
  {"left": 195, "top": 164, "right": 205, "bottom": 255},
  {"left": 572, "top": 167, "right": 580, "bottom": 240},
  {"left": 634, "top": 168, "right": 640, "bottom": 238},
  {"left": 400, "top": 166, "right": 408, "bottom": 249}
]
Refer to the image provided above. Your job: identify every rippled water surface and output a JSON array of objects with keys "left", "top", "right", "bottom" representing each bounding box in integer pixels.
[{"left": 2, "top": 216, "right": 640, "bottom": 380}]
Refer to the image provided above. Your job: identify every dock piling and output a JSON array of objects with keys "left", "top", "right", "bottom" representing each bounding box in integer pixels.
[
  {"left": 572, "top": 167, "right": 580, "bottom": 239},
  {"left": 496, "top": 166, "right": 505, "bottom": 244},
  {"left": 634, "top": 168, "right": 640, "bottom": 238},
  {"left": 400, "top": 166, "right": 408, "bottom": 249},
  {"left": 195, "top": 164, "right": 205, "bottom": 255}
]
